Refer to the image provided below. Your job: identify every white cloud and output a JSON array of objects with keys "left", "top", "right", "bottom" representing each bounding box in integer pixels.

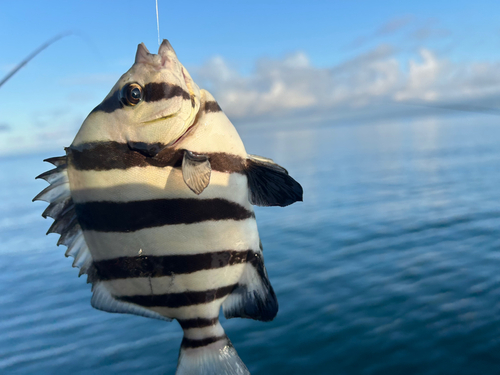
[
  {"left": 194, "top": 52, "right": 320, "bottom": 118},
  {"left": 194, "top": 45, "right": 402, "bottom": 118},
  {"left": 192, "top": 46, "right": 500, "bottom": 121},
  {"left": 395, "top": 49, "right": 442, "bottom": 101},
  {"left": 396, "top": 50, "right": 500, "bottom": 104}
]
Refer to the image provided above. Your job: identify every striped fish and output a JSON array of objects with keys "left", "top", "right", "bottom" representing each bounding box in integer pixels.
[{"left": 34, "top": 40, "right": 302, "bottom": 375}]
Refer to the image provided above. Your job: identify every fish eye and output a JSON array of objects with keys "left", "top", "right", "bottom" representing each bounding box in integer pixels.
[{"left": 121, "top": 83, "right": 143, "bottom": 106}]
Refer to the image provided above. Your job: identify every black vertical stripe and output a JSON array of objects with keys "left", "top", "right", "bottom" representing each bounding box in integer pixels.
[
  {"left": 144, "top": 82, "right": 190, "bottom": 102},
  {"left": 178, "top": 317, "right": 219, "bottom": 330},
  {"left": 66, "top": 143, "right": 246, "bottom": 173},
  {"left": 68, "top": 142, "right": 179, "bottom": 170},
  {"left": 94, "top": 250, "right": 255, "bottom": 280},
  {"left": 92, "top": 90, "right": 122, "bottom": 113},
  {"left": 75, "top": 198, "right": 254, "bottom": 232},
  {"left": 91, "top": 83, "right": 191, "bottom": 114},
  {"left": 204, "top": 101, "right": 222, "bottom": 113},
  {"left": 181, "top": 335, "right": 227, "bottom": 349},
  {"left": 117, "top": 284, "right": 237, "bottom": 308}
]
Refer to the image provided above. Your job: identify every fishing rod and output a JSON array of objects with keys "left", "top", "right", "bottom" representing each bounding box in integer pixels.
[
  {"left": 0, "top": 32, "right": 71, "bottom": 88},
  {"left": 3, "top": 31, "right": 499, "bottom": 118}
]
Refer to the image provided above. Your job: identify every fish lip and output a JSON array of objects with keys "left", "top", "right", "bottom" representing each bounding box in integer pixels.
[{"left": 140, "top": 109, "right": 180, "bottom": 124}]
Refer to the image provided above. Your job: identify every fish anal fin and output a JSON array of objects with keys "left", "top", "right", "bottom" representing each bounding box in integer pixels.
[
  {"left": 222, "top": 251, "right": 278, "bottom": 322},
  {"left": 246, "top": 154, "right": 303, "bottom": 207},
  {"left": 182, "top": 150, "right": 211, "bottom": 195}
]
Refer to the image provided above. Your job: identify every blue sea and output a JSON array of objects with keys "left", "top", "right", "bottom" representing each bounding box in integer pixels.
[{"left": 2, "top": 113, "right": 500, "bottom": 374}]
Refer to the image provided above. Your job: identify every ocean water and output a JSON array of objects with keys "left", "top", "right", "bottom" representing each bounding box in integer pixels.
[{"left": 2, "top": 114, "right": 500, "bottom": 374}]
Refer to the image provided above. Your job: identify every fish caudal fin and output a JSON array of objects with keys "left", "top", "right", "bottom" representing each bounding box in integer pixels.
[
  {"left": 176, "top": 320, "right": 250, "bottom": 375},
  {"left": 176, "top": 338, "right": 249, "bottom": 375}
]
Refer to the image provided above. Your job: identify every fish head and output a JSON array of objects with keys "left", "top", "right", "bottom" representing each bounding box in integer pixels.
[{"left": 71, "top": 40, "right": 201, "bottom": 154}]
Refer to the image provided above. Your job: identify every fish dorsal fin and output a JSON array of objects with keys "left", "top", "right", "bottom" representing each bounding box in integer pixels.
[
  {"left": 246, "top": 154, "right": 303, "bottom": 207},
  {"left": 182, "top": 150, "right": 211, "bottom": 195},
  {"left": 91, "top": 283, "right": 171, "bottom": 321},
  {"left": 34, "top": 157, "right": 93, "bottom": 277},
  {"left": 35, "top": 156, "right": 171, "bottom": 321}
]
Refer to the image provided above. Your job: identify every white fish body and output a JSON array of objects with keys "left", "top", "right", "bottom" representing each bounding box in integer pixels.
[{"left": 34, "top": 40, "right": 302, "bottom": 375}]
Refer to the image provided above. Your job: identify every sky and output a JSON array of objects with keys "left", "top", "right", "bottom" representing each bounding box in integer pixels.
[{"left": 1, "top": 0, "right": 500, "bottom": 155}]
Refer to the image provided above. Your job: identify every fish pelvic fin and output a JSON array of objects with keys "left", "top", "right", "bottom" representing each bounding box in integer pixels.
[
  {"left": 246, "top": 154, "right": 303, "bottom": 207},
  {"left": 176, "top": 320, "right": 249, "bottom": 375}
]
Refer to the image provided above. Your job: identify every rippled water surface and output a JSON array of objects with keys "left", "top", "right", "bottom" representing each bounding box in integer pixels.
[{"left": 2, "top": 114, "right": 500, "bottom": 374}]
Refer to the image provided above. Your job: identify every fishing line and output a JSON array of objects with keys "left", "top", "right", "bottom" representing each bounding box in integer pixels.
[{"left": 156, "top": 0, "right": 161, "bottom": 46}]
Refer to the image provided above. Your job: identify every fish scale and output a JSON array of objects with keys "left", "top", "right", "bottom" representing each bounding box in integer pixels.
[{"left": 34, "top": 39, "right": 303, "bottom": 375}]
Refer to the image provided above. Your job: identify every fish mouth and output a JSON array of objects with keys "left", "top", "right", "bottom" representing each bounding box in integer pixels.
[
  {"left": 141, "top": 111, "right": 179, "bottom": 125},
  {"left": 131, "top": 111, "right": 182, "bottom": 157}
]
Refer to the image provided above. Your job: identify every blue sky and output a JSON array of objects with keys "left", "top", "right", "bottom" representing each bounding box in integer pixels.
[{"left": 1, "top": 1, "right": 500, "bottom": 155}]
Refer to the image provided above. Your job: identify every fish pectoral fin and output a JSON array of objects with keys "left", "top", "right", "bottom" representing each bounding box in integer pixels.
[
  {"left": 182, "top": 150, "right": 211, "bottom": 195},
  {"left": 246, "top": 154, "right": 303, "bottom": 207}
]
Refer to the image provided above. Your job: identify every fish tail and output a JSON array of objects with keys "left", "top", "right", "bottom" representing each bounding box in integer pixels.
[{"left": 176, "top": 319, "right": 250, "bottom": 375}]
